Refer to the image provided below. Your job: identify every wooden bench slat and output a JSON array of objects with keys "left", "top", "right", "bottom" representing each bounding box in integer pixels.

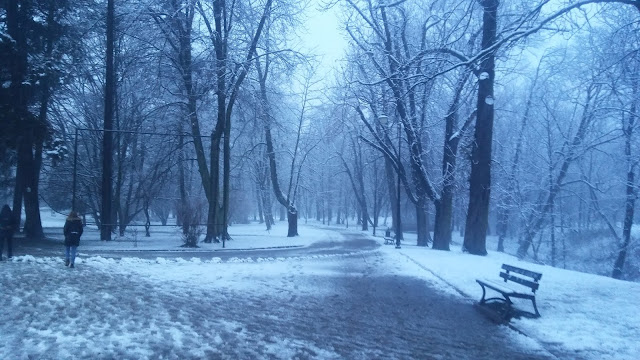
[
  {"left": 499, "top": 272, "right": 539, "bottom": 292},
  {"left": 478, "top": 279, "right": 537, "bottom": 299},
  {"left": 477, "top": 279, "right": 525, "bottom": 295},
  {"left": 502, "top": 264, "right": 542, "bottom": 281}
]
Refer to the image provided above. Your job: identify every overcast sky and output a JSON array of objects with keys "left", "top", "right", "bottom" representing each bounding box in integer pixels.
[{"left": 301, "top": 0, "right": 347, "bottom": 76}]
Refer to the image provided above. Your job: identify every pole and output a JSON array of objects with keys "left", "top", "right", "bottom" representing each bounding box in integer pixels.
[
  {"left": 72, "top": 128, "right": 79, "bottom": 211},
  {"left": 396, "top": 122, "right": 402, "bottom": 249}
]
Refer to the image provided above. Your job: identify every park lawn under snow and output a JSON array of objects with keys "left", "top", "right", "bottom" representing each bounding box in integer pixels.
[
  {"left": 39, "top": 210, "right": 322, "bottom": 252},
  {"left": 392, "top": 243, "right": 640, "bottom": 359},
  {"left": 1, "top": 220, "right": 639, "bottom": 359}
]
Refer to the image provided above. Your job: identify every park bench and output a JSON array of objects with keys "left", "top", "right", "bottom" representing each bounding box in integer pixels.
[
  {"left": 383, "top": 228, "right": 394, "bottom": 245},
  {"left": 384, "top": 235, "right": 395, "bottom": 245},
  {"left": 476, "top": 264, "right": 542, "bottom": 323}
]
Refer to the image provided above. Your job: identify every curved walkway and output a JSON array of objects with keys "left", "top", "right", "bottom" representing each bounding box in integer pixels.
[{"left": 2, "top": 229, "right": 564, "bottom": 359}]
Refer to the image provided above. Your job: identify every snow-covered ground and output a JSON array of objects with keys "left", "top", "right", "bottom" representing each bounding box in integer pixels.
[
  {"left": 38, "top": 210, "right": 324, "bottom": 252},
  {"left": 393, "top": 242, "right": 640, "bottom": 359},
  {"left": 1, "top": 219, "right": 638, "bottom": 359}
]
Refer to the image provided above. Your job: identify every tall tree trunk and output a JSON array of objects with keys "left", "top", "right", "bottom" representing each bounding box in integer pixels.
[
  {"left": 23, "top": 108, "right": 46, "bottom": 240},
  {"left": 177, "top": 126, "right": 187, "bottom": 231},
  {"left": 316, "top": 198, "right": 321, "bottom": 221},
  {"left": 22, "top": 1, "right": 61, "bottom": 240},
  {"left": 612, "top": 77, "right": 638, "bottom": 279},
  {"left": 150, "top": 2, "right": 212, "bottom": 240},
  {"left": 287, "top": 208, "right": 298, "bottom": 237},
  {"left": 19, "top": 136, "right": 45, "bottom": 239},
  {"left": 341, "top": 139, "right": 371, "bottom": 232},
  {"left": 336, "top": 185, "right": 343, "bottom": 225},
  {"left": 7, "top": 0, "right": 28, "bottom": 233},
  {"left": 369, "top": 7, "right": 438, "bottom": 244},
  {"left": 264, "top": 118, "right": 298, "bottom": 236},
  {"left": 463, "top": 0, "right": 499, "bottom": 256},
  {"left": 206, "top": 0, "right": 226, "bottom": 242},
  {"left": 384, "top": 158, "right": 398, "bottom": 234},
  {"left": 221, "top": 110, "right": 232, "bottom": 241},
  {"left": 180, "top": 5, "right": 214, "bottom": 240},
  {"left": 12, "top": 164, "right": 23, "bottom": 232},
  {"left": 371, "top": 160, "right": 381, "bottom": 235},
  {"left": 101, "top": 0, "right": 115, "bottom": 241},
  {"left": 256, "top": 185, "right": 265, "bottom": 224},
  {"left": 357, "top": 164, "right": 370, "bottom": 231},
  {"left": 7, "top": 0, "right": 45, "bottom": 239},
  {"left": 327, "top": 191, "right": 333, "bottom": 226},
  {"left": 433, "top": 74, "right": 469, "bottom": 250},
  {"left": 204, "top": 0, "right": 274, "bottom": 242},
  {"left": 114, "top": 131, "right": 124, "bottom": 236},
  {"left": 207, "top": 134, "right": 221, "bottom": 242},
  {"left": 546, "top": 113, "right": 556, "bottom": 266},
  {"left": 416, "top": 200, "right": 430, "bottom": 246},
  {"left": 257, "top": 52, "right": 299, "bottom": 237},
  {"left": 433, "top": 199, "right": 451, "bottom": 250},
  {"left": 264, "top": 172, "right": 275, "bottom": 228},
  {"left": 613, "top": 169, "right": 636, "bottom": 279}
]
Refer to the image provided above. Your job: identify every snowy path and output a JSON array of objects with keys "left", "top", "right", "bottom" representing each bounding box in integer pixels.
[{"left": 2, "top": 232, "right": 559, "bottom": 359}]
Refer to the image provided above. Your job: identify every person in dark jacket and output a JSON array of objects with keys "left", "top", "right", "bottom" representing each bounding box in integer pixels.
[
  {"left": 63, "top": 211, "right": 83, "bottom": 268},
  {"left": 0, "top": 204, "right": 17, "bottom": 260}
]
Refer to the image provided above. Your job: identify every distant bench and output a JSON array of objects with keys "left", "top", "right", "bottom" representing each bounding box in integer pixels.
[
  {"left": 476, "top": 264, "right": 542, "bottom": 322},
  {"left": 384, "top": 235, "right": 395, "bottom": 245},
  {"left": 383, "top": 229, "right": 394, "bottom": 245}
]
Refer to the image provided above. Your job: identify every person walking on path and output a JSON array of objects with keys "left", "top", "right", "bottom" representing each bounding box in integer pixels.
[
  {"left": 63, "top": 211, "right": 83, "bottom": 268},
  {"left": 0, "top": 204, "right": 17, "bottom": 260}
]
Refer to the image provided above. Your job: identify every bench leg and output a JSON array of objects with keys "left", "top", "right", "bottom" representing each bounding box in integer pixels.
[
  {"left": 531, "top": 297, "right": 541, "bottom": 318},
  {"left": 499, "top": 294, "right": 513, "bottom": 323},
  {"left": 478, "top": 284, "right": 507, "bottom": 305},
  {"left": 479, "top": 284, "right": 487, "bottom": 304}
]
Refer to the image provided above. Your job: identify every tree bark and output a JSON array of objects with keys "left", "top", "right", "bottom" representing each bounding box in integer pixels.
[
  {"left": 264, "top": 118, "right": 298, "bottom": 236},
  {"left": 18, "top": 135, "right": 45, "bottom": 239},
  {"left": 22, "top": 1, "right": 61, "bottom": 240},
  {"left": 613, "top": 169, "right": 636, "bottom": 279},
  {"left": 101, "top": 0, "right": 115, "bottom": 241},
  {"left": 22, "top": 113, "right": 45, "bottom": 240},
  {"left": 221, "top": 104, "right": 232, "bottom": 242},
  {"left": 416, "top": 200, "right": 430, "bottom": 246},
  {"left": 177, "top": 125, "right": 187, "bottom": 231},
  {"left": 255, "top": 40, "right": 302, "bottom": 237},
  {"left": 7, "top": 0, "right": 45, "bottom": 238},
  {"left": 433, "top": 74, "right": 469, "bottom": 250},
  {"left": 384, "top": 157, "right": 399, "bottom": 235},
  {"left": 463, "top": 0, "right": 499, "bottom": 256},
  {"left": 612, "top": 76, "right": 638, "bottom": 279},
  {"left": 198, "top": 0, "right": 273, "bottom": 242},
  {"left": 340, "top": 138, "right": 372, "bottom": 232}
]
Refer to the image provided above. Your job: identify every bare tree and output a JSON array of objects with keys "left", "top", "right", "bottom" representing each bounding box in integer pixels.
[
  {"left": 258, "top": 56, "right": 318, "bottom": 237},
  {"left": 101, "top": 0, "right": 115, "bottom": 240},
  {"left": 516, "top": 80, "right": 606, "bottom": 258},
  {"left": 197, "top": 0, "right": 275, "bottom": 242},
  {"left": 2, "top": 0, "right": 77, "bottom": 239}
]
